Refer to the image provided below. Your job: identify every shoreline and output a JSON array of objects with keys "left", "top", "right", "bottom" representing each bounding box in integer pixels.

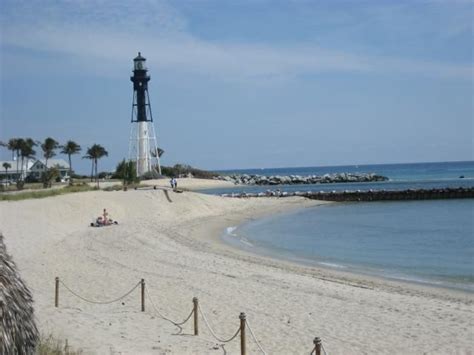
[
  {"left": 218, "top": 204, "right": 474, "bottom": 295},
  {"left": 1, "top": 188, "right": 472, "bottom": 354},
  {"left": 176, "top": 198, "right": 473, "bottom": 302}
]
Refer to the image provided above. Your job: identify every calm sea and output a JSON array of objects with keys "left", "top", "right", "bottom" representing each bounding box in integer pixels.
[
  {"left": 202, "top": 161, "right": 474, "bottom": 291},
  {"left": 201, "top": 161, "right": 474, "bottom": 195}
]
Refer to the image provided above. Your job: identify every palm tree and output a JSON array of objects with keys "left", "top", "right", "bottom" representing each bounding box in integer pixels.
[
  {"left": 40, "top": 137, "right": 59, "bottom": 168},
  {"left": 2, "top": 162, "right": 11, "bottom": 181},
  {"left": 6, "top": 138, "right": 21, "bottom": 181},
  {"left": 18, "top": 138, "right": 36, "bottom": 181},
  {"left": 61, "top": 140, "right": 81, "bottom": 184},
  {"left": 83, "top": 144, "right": 108, "bottom": 187},
  {"left": 7, "top": 138, "right": 21, "bottom": 160}
]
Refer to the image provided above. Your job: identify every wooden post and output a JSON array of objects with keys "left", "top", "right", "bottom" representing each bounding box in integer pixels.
[
  {"left": 55, "top": 277, "right": 59, "bottom": 307},
  {"left": 193, "top": 297, "right": 199, "bottom": 335},
  {"left": 141, "top": 279, "right": 145, "bottom": 312},
  {"left": 240, "top": 312, "right": 246, "bottom": 355},
  {"left": 313, "top": 337, "right": 321, "bottom": 355}
]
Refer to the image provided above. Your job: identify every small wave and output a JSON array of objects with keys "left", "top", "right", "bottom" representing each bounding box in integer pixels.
[
  {"left": 374, "top": 272, "right": 474, "bottom": 292},
  {"left": 318, "top": 262, "right": 346, "bottom": 269},
  {"left": 240, "top": 237, "right": 254, "bottom": 247},
  {"left": 226, "top": 226, "right": 238, "bottom": 236},
  {"left": 387, "top": 274, "right": 443, "bottom": 285},
  {"left": 224, "top": 226, "right": 253, "bottom": 246}
]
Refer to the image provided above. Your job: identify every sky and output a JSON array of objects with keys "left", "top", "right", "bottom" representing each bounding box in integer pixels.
[{"left": 0, "top": 0, "right": 472, "bottom": 173}]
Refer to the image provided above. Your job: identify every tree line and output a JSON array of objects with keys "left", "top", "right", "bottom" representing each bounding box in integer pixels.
[{"left": 0, "top": 137, "right": 108, "bottom": 189}]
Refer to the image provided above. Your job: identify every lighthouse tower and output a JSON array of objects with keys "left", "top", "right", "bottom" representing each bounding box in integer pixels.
[{"left": 128, "top": 52, "right": 161, "bottom": 176}]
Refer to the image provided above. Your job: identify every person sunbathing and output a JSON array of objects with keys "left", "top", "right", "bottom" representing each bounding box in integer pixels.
[
  {"left": 90, "top": 211, "right": 118, "bottom": 227},
  {"left": 102, "top": 208, "right": 109, "bottom": 225}
]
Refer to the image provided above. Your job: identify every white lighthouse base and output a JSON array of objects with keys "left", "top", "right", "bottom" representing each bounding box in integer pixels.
[{"left": 128, "top": 121, "right": 161, "bottom": 177}]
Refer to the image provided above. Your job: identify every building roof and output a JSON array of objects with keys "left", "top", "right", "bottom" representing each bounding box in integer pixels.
[
  {"left": 0, "top": 159, "right": 69, "bottom": 174},
  {"left": 32, "top": 159, "right": 70, "bottom": 169},
  {"left": 0, "top": 160, "right": 35, "bottom": 174}
]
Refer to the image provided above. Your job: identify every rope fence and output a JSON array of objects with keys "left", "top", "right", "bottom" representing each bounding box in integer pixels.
[
  {"left": 54, "top": 276, "right": 328, "bottom": 354},
  {"left": 145, "top": 284, "right": 194, "bottom": 329},
  {"left": 198, "top": 303, "right": 241, "bottom": 343},
  {"left": 56, "top": 277, "right": 142, "bottom": 305},
  {"left": 246, "top": 317, "right": 267, "bottom": 355}
]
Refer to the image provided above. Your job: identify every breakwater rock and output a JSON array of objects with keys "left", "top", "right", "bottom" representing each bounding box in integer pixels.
[
  {"left": 217, "top": 172, "right": 388, "bottom": 186},
  {"left": 221, "top": 187, "right": 474, "bottom": 201}
]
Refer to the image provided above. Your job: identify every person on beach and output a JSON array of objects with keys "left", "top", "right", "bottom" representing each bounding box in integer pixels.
[
  {"left": 91, "top": 209, "right": 118, "bottom": 227},
  {"left": 169, "top": 178, "right": 174, "bottom": 189},
  {"left": 102, "top": 208, "right": 109, "bottom": 225},
  {"left": 173, "top": 178, "right": 178, "bottom": 191}
]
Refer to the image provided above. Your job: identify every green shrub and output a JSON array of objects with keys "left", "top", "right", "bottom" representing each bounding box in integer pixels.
[
  {"left": 161, "top": 164, "right": 218, "bottom": 179},
  {"left": 0, "top": 184, "right": 94, "bottom": 201},
  {"left": 16, "top": 180, "right": 25, "bottom": 190},
  {"left": 114, "top": 160, "right": 140, "bottom": 186},
  {"left": 140, "top": 169, "right": 161, "bottom": 180},
  {"left": 41, "top": 167, "right": 60, "bottom": 188}
]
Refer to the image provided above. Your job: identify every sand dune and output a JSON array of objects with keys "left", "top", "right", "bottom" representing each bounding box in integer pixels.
[{"left": 0, "top": 187, "right": 472, "bottom": 354}]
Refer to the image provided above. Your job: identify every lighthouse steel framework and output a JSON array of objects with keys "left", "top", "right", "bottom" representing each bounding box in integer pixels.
[{"left": 128, "top": 52, "right": 161, "bottom": 176}]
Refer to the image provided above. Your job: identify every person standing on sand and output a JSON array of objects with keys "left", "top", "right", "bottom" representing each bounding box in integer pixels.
[{"left": 173, "top": 178, "right": 178, "bottom": 191}]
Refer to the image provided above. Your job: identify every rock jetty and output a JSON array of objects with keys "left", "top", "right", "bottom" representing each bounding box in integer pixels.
[
  {"left": 216, "top": 173, "right": 388, "bottom": 186},
  {"left": 221, "top": 187, "right": 474, "bottom": 201}
]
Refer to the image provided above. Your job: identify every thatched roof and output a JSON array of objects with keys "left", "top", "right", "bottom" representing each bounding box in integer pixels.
[{"left": 0, "top": 233, "right": 39, "bottom": 354}]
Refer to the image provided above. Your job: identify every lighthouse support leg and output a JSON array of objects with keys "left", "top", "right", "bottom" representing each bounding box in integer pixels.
[{"left": 137, "top": 121, "right": 149, "bottom": 176}]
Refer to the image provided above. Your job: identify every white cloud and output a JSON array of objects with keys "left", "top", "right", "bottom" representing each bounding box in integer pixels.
[{"left": 0, "top": 0, "right": 472, "bottom": 82}]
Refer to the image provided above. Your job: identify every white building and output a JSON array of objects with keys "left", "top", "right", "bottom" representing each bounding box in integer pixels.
[{"left": 0, "top": 159, "right": 70, "bottom": 181}]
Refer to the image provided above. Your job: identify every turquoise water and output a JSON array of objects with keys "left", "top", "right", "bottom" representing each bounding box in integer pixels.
[
  {"left": 212, "top": 161, "right": 474, "bottom": 291},
  {"left": 224, "top": 200, "right": 474, "bottom": 291}
]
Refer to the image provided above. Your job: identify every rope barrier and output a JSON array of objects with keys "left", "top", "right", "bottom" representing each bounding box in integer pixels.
[
  {"left": 322, "top": 343, "right": 328, "bottom": 355},
  {"left": 59, "top": 280, "right": 141, "bottom": 305},
  {"left": 245, "top": 318, "right": 267, "bottom": 355},
  {"left": 198, "top": 304, "right": 241, "bottom": 343},
  {"left": 56, "top": 277, "right": 329, "bottom": 354},
  {"left": 145, "top": 285, "right": 194, "bottom": 327}
]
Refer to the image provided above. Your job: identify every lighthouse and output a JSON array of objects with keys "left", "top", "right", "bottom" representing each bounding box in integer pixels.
[{"left": 128, "top": 52, "right": 161, "bottom": 176}]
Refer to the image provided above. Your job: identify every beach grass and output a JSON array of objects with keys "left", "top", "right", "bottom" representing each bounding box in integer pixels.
[
  {"left": 0, "top": 182, "right": 45, "bottom": 192},
  {"left": 0, "top": 184, "right": 94, "bottom": 201},
  {"left": 37, "top": 334, "right": 82, "bottom": 355},
  {"left": 102, "top": 183, "right": 157, "bottom": 191}
]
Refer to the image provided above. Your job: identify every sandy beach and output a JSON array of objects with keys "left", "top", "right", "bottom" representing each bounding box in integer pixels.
[
  {"left": 148, "top": 177, "right": 236, "bottom": 190},
  {"left": 0, "top": 183, "right": 472, "bottom": 354}
]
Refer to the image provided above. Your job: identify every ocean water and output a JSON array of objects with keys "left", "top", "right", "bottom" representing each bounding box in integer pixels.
[
  {"left": 201, "top": 161, "right": 474, "bottom": 195},
  {"left": 224, "top": 200, "right": 474, "bottom": 291},
  {"left": 207, "top": 161, "right": 474, "bottom": 291},
  {"left": 217, "top": 161, "right": 474, "bottom": 181}
]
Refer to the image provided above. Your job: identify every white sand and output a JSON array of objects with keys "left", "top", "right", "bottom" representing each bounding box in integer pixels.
[
  {"left": 0, "top": 187, "right": 472, "bottom": 354},
  {"left": 146, "top": 177, "right": 236, "bottom": 190},
  {"left": 92, "top": 177, "right": 236, "bottom": 191}
]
